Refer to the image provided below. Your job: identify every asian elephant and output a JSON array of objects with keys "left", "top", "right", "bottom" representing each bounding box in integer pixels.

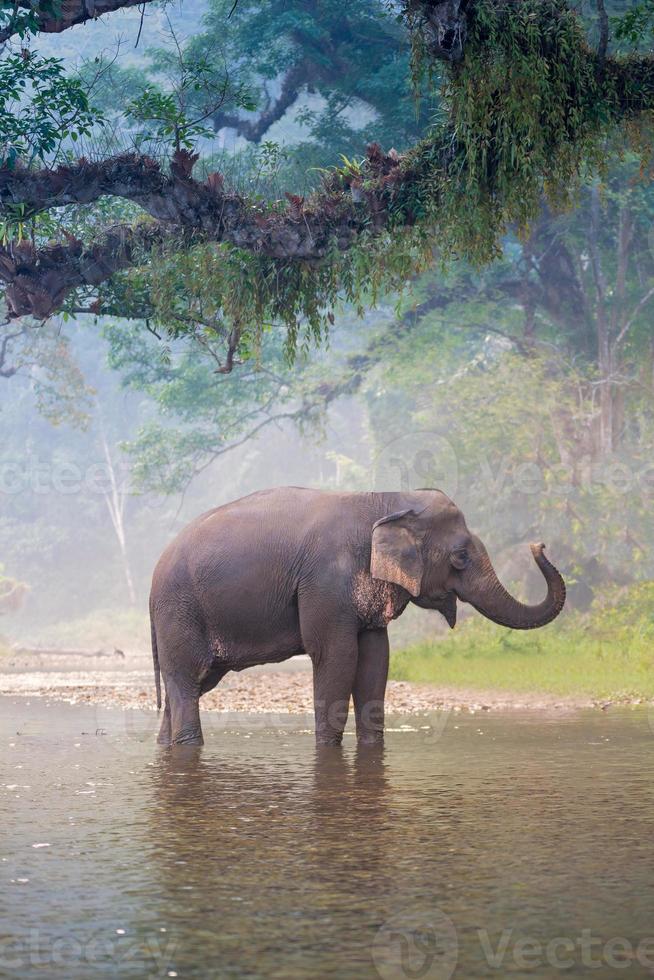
[{"left": 150, "top": 487, "right": 566, "bottom": 747}]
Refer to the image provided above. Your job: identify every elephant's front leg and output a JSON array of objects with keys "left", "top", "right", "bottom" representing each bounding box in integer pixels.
[
  {"left": 309, "top": 630, "right": 359, "bottom": 747},
  {"left": 353, "top": 628, "right": 389, "bottom": 745}
]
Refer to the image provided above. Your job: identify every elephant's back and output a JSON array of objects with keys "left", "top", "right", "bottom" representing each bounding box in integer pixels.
[
  {"left": 189, "top": 486, "right": 332, "bottom": 540},
  {"left": 151, "top": 487, "right": 338, "bottom": 600}
]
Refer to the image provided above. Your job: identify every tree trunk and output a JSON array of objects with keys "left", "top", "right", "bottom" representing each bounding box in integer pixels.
[
  {"left": 589, "top": 187, "right": 614, "bottom": 457},
  {"left": 99, "top": 425, "right": 136, "bottom": 606}
]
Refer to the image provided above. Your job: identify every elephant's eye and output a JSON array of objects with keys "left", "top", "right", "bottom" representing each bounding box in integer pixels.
[{"left": 450, "top": 548, "right": 470, "bottom": 570}]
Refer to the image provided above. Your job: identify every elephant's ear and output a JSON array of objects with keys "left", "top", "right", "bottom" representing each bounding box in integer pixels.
[{"left": 370, "top": 509, "right": 423, "bottom": 597}]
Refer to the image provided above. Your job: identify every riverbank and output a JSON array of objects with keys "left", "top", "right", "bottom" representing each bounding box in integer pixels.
[
  {"left": 0, "top": 650, "right": 644, "bottom": 714},
  {"left": 5, "top": 583, "right": 653, "bottom": 710}
]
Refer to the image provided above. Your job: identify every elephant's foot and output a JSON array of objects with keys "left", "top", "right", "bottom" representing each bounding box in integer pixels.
[
  {"left": 315, "top": 732, "right": 344, "bottom": 747},
  {"left": 356, "top": 731, "right": 384, "bottom": 746},
  {"left": 171, "top": 727, "right": 204, "bottom": 746}
]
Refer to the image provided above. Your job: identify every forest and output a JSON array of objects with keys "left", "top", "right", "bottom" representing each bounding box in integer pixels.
[{"left": 2, "top": 0, "right": 654, "bottom": 698}]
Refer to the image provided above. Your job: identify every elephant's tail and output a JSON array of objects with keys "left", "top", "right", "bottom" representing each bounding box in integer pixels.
[{"left": 150, "top": 599, "right": 162, "bottom": 711}]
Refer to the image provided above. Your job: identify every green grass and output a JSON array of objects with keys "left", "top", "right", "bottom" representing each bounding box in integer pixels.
[{"left": 390, "top": 582, "right": 654, "bottom": 700}]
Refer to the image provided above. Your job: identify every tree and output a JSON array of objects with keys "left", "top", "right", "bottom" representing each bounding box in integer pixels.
[
  {"left": 0, "top": 0, "right": 653, "bottom": 351},
  {"left": 100, "top": 314, "right": 298, "bottom": 493},
  {"left": 0, "top": 320, "right": 92, "bottom": 420},
  {"left": 0, "top": 319, "right": 184, "bottom": 619},
  {"left": 201, "top": 0, "right": 427, "bottom": 158}
]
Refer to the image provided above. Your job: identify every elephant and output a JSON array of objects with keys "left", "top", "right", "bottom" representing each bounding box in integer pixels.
[{"left": 150, "top": 487, "right": 566, "bottom": 747}]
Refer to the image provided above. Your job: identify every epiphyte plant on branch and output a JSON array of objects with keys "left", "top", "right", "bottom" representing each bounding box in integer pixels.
[{"left": 0, "top": 0, "right": 653, "bottom": 364}]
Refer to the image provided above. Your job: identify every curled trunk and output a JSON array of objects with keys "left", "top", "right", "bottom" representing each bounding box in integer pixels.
[{"left": 460, "top": 542, "right": 566, "bottom": 630}]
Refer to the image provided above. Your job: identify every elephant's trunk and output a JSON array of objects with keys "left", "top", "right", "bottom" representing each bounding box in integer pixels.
[{"left": 458, "top": 542, "right": 566, "bottom": 630}]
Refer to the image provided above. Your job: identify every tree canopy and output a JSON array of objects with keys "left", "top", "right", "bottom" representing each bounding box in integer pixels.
[
  {"left": 2, "top": 0, "right": 654, "bottom": 626},
  {"left": 1, "top": 0, "right": 653, "bottom": 362}
]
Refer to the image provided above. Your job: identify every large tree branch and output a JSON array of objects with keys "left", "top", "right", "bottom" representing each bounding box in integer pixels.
[
  {"left": 0, "top": 148, "right": 392, "bottom": 242},
  {"left": 0, "top": 0, "right": 156, "bottom": 44},
  {"left": 0, "top": 143, "right": 410, "bottom": 317},
  {"left": 0, "top": 222, "right": 171, "bottom": 318},
  {"left": 2, "top": 1, "right": 654, "bottom": 320}
]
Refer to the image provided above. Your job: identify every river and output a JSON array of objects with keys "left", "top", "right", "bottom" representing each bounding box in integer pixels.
[{"left": 1, "top": 697, "right": 653, "bottom": 978}]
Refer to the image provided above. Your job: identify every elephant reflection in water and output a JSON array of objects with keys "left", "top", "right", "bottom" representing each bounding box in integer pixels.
[
  {"left": 143, "top": 737, "right": 466, "bottom": 975},
  {"left": 145, "top": 741, "right": 394, "bottom": 892}
]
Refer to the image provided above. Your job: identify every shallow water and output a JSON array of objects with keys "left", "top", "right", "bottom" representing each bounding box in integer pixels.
[{"left": 1, "top": 698, "right": 654, "bottom": 979}]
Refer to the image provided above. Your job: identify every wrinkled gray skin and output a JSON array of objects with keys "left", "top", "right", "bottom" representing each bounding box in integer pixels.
[{"left": 150, "top": 487, "right": 566, "bottom": 747}]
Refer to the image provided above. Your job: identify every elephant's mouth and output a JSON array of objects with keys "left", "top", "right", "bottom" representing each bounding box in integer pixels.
[
  {"left": 412, "top": 591, "right": 457, "bottom": 628},
  {"left": 436, "top": 591, "right": 457, "bottom": 629}
]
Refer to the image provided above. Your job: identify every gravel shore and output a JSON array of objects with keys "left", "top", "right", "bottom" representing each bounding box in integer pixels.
[{"left": 0, "top": 650, "right": 614, "bottom": 714}]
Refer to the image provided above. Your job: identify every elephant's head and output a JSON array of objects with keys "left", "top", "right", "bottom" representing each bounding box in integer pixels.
[{"left": 370, "top": 490, "right": 566, "bottom": 629}]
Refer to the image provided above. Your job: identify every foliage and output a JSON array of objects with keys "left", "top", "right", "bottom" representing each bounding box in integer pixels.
[
  {"left": 125, "top": 36, "right": 255, "bottom": 156},
  {"left": 101, "top": 312, "right": 296, "bottom": 492},
  {"left": 0, "top": 49, "right": 101, "bottom": 166},
  {"left": 334, "top": 152, "right": 654, "bottom": 610},
  {"left": 2, "top": 0, "right": 654, "bottom": 657},
  {"left": 134, "top": 0, "right": 654, "bottom": 347},
  {"left": 613, "top": 0, "right": 654, "bottom": 47},
  {"left": 0, "top": 323, "right": 93, "bottom": 425},
  {"left": 389, "top": 582, "right": 654, "bottom": 699},
  {"left": 3, "top": 0, "right": 654, "bottom": 351},
  {"left": 390, "top": 0, "right": 652, "bottom": 268},
  {"left": 1, "top": 0, "right": 56, "bottom": 41},
  {"left": 94, "top": 149, "right": 654, "bottom": 519},
  {"left": 0, "top": 321, "right": 183, "bottom": 625}
]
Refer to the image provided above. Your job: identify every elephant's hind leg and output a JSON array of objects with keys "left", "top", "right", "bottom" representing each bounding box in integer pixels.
[
  {"left": 166, "top": 674, "right": 203, "bottom": 746},
  {"left": 155, "top": 615, "right": 211, "bottom": 746},
  {"left": 157, "top": 695, "right": 172, "bottom": 745}
]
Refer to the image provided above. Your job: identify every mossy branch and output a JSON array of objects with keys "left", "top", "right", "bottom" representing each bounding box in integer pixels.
[{"left": 0, "top": 0, "right": 653, "bottom": 346}]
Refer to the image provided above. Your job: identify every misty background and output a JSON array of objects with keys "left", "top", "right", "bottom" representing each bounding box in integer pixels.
[{"left": 1, "top": 0, "right": 653, "bottom": 656}]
